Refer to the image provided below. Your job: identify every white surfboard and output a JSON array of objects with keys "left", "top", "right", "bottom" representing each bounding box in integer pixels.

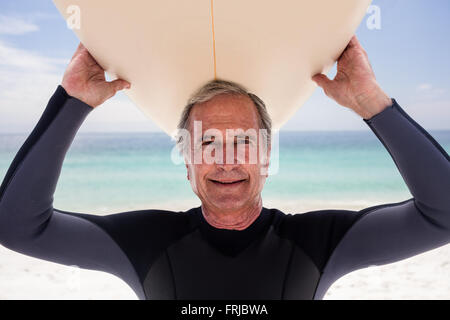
[{"left": 53, "top": 0, "right": 372, "bottom": 136}]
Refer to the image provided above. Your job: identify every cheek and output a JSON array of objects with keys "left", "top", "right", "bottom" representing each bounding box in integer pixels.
[
  {"left": 189, "top": 165, "right": 210, "bottom": 190},
  {"left": 246, "top": 165, "right": 264, "bottom": 188}
]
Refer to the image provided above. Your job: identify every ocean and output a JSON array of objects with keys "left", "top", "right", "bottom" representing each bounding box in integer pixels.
[{"left": 0, "top": 130, "right": 449, "bottom": 213}]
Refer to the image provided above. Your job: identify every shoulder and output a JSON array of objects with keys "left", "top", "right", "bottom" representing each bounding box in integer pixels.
[
  {"left": 67, "top": 207, "right": 199, "bottom": 280},
  {"left": 71, "top": 207, "right": 198, "bottom": 243},
  {"left": 269, "top": 207, "right": 364, "bottom": 271}
]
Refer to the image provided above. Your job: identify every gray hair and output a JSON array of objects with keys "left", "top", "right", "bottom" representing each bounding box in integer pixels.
[{"left": 176, "top": 79, "right": 272, "bottom": 151}]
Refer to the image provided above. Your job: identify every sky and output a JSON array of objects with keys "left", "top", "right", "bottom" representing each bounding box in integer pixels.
[{"left": 0, "top": 0, "right": 449, "bottom": 133}]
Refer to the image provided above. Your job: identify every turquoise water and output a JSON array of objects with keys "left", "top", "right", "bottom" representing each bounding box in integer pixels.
[{"left": 0, "top": 131, "right": 449, "bottom": 212}]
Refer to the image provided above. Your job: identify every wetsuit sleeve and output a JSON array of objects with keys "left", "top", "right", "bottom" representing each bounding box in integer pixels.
[
  {"left": 0, "top": 86, "right": 144, "bottom": 299},
  {"left": 315, "top": 98, "right": 450, "bottom": 298}
]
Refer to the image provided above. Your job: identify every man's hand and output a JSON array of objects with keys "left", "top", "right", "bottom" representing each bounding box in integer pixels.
[
  {"left": 312, "top": 35, "right": 392, "bottom": 120},
  {"left": 61, "top": 42, "right": 131, "bottom": 108}
]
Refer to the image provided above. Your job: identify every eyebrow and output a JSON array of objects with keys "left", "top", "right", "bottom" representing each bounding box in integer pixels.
[{"left": 202, "top": 134, "right": 216, "bottom": 140}]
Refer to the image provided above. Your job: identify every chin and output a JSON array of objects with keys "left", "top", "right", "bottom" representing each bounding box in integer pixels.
[{"left": 210, "top": 197, "right": 248, "bottom": 211}]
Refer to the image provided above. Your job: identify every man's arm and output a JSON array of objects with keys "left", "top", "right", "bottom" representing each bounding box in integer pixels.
[
  {"left": 0, "top": 43, "right": 145, "bottom": 298},
  {"left": 312, "top": 35, "right": 450, "bottom": 298},
  {"left": 314, "top": 98, "right": 450, "bottom": 299}
]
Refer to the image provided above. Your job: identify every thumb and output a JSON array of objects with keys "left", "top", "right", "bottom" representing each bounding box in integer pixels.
[
  {"left": 111, "top": 79, "right": 131, "bottom": 92},
  {"left": 105, "top": 79, "right": 131, "bottom": 98},
  {"left": 312, "top": 74, "right": 333, "bottom": 90}
]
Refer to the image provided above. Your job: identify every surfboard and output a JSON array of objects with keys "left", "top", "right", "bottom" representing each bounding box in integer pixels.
[{"left": 53, "top": 0, "right": 372, "bottom": 136}]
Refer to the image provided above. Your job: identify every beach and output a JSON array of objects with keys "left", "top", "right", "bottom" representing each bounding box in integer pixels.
[{"left": 0, "top": 131, "right": 449, "bottom": 299}]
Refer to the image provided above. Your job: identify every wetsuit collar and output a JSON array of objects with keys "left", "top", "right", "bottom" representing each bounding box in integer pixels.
[{"left": 193, "top": 206, "right": 273, "bottom": 257}]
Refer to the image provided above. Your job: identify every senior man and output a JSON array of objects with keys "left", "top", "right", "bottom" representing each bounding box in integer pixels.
[{"left": 0, "top": 36, "right": 449, "bottom": 300}]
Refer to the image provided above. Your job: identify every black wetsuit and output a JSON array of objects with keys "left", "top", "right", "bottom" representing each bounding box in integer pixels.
[{"left": 0, "top": 86, "right": 449, "bottom": 300}]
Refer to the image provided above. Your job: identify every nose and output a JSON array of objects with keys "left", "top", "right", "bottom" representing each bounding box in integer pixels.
[{"left": 216, "top": 140, "right": 240, "bottom": 171}]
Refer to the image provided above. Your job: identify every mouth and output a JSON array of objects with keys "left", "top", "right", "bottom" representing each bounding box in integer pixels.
[{"left": 209, "top": 179, "right": 247, "bottom": 186}]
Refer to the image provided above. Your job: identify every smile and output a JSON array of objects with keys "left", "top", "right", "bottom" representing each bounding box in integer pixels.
[{"left": 210, "top": 179, "right": 246, "bottom": 185}]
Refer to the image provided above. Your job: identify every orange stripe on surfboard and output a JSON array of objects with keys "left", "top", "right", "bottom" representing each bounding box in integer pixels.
[{"left": 210, "top": 0, "right": 217, "bottom": 80}]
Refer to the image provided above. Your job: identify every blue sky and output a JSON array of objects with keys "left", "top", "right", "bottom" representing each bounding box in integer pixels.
[{"left": 0, "top": 0, "right": 449, "bottom": 133}]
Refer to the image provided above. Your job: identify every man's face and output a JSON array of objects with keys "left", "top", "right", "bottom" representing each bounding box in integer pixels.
[{"left": 184, "top": 94, "right": 270, "bottom": 213}]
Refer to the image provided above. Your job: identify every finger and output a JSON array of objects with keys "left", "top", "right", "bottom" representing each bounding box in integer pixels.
[
  {"left": 348, "top": 35, "right": 358, "bottom": 48},
  {"left": 84, "top": 49, "right": 101, "bottom": 67},
  {"left": 106, "top": 79, "right": 131, "bottom": 97},
  {"left": 77, "top": 42, "right": 86, "bottom": 51},
  {"left": 338, "top": 37, "right": 355, "bottom": 60},
  {"left": 350, "top": 36, "right": 369, "bottom": 58},
  {"left": 352, "top": 35, "right": 362, "bottom": 46},
  {"left": 337, "top": 47, "right": 347, "bottom": 62},
  {"left": 350, "top": 35, "right": 365, "bottom": 51},
  {"left": 70, "top": 42, "right": 87, "bottom": 60},
  {"left": 312, "top": 74, "right": 333, "bottom": 89}
]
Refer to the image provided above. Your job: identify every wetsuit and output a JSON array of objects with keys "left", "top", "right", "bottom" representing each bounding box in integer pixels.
[{"left": 0, "top": 85, "right": 449, "bottom": 300}]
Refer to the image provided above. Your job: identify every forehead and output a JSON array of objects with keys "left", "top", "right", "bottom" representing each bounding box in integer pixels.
[{"left": 189, "top": 94, "right": 260, "bottom": 131}]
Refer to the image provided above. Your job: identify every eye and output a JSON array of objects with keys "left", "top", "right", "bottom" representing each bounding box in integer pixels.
[
  {"left": 202, "top": 141, "right": 213, "bottom": 146},
  {"left": 236, "top": 138, "right": 250, "bottom": 144}
]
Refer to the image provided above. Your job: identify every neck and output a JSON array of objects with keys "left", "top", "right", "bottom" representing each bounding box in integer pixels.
[{"left": 201, "top": 197, "right": 263, "bottom": 231}]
